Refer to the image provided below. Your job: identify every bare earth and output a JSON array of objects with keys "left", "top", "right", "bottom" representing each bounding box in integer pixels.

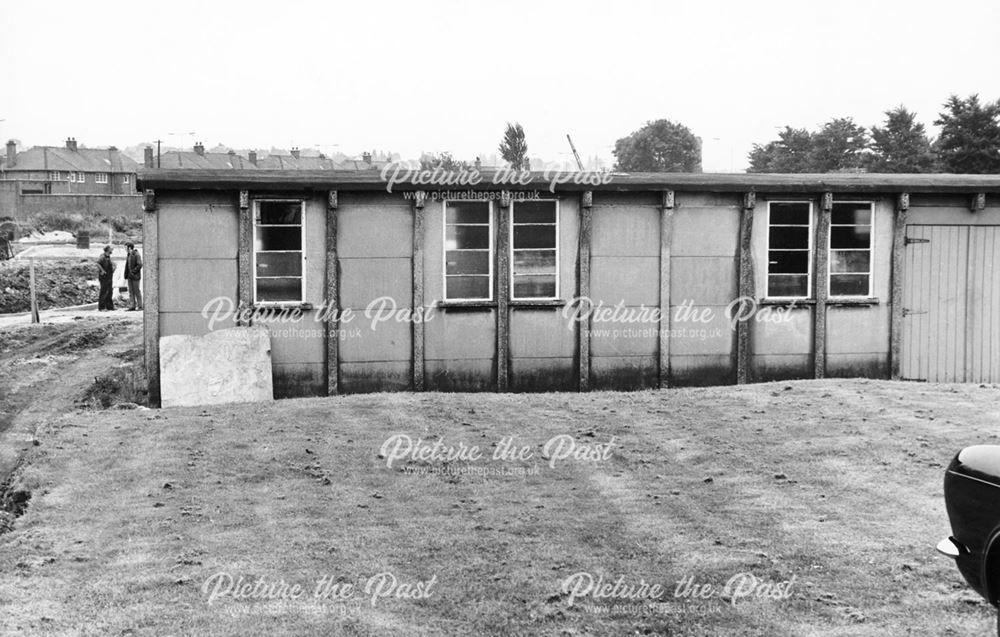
[{"left": 0, "top": 318, "right": 998, "bottom": 636}]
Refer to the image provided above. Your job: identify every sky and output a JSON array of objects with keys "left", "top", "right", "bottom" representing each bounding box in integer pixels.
[{"left": 3, "top": 0, "right": 1000, "bottom": 172}]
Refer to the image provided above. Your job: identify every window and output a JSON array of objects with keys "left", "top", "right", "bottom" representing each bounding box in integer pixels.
[
  {"left": 511, "top": 200, "right": 558, "bottom": 299},
  {"left": 123, "top": 175, "right": 130, "bottom": 184},
  {"left": 68, "top": 172, "right": 76, "bottom": 183},
  {"left": 49, "top": 171, "right": 61, "bottom": 181},
  {"left": 444, "top": 200, "right": 492, "bottom": 300},
  {"left": 95, "top": 173, "right": 108, "bottom": 184},
  {"left": 766, "top": 201, "right": 812, "bottom": 298},
  {"left": 829, "top": 202, "right": 873, "bottom": 297},
  {"left": 253, "top": 200, "right": 305, "bottom": 303},
  {"left": 77, "top": 172, "right": 86, "bottom": 182}
]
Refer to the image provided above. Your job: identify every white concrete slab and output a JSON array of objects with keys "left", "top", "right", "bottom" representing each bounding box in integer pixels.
[{"left": 159, "top": 326, "right": 274, "bottom": 408}]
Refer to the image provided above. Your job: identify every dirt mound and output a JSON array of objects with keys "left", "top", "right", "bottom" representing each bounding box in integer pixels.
[{"left": 0, "top": 259, "right": 100, "bottom": 313}]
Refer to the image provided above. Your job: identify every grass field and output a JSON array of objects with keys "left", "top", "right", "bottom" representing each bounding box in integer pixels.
[{"left": 2, "top": 345, "right": 999, "bottom": 636}]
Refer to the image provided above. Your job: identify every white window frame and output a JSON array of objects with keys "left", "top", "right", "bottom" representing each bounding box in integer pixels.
[
  {"left": 123, "top": 175, "right": 130, "bottom": 184},
  {"left": 443, "top": 199, "right": 494, "bottom": 301},
  {"left": 509, "top": 198, "right": 560, "bottom": 301},
  {"left": 765, "top": 200, "right": 814, "bottom": 300},
  {"left": 68, "top": 172, "right": 76, "bottom": 183},
  {"left": 828, "top": 201, "right": 875, "bottom": 298},
  {"left": 49, "top": 171, "right": 61, "bottom": 181},
  {"left": 252, "top": 198, "right": 306, "bottom": 306},
  {"left": 95, "top": 173, "right": 109, "bottom": 184}
]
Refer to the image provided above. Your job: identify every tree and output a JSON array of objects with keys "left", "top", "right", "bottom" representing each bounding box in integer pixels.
[
  {"left": 934, "top": 94, "right": 1000, "bottom": 174},
  {"left": 498, "top": 122, "right": 528, "bottom": 170},
  {"left": 613, "top": 119, "right": 701, "bottom": 172},
  {"left": 418, "top": 152, "right": 472, "bottom": 171},
  {"left": 868, "top": 106, "right": 936, "bottom": 173},
  {"left": 748, "top": 119, "right": 870, "bottom": 173},
  {"left": 747, "top": 127, "right": 813, "bottom": 173},
  {"left": 807, "top": 118, "right": 870, "bottom": 173}
]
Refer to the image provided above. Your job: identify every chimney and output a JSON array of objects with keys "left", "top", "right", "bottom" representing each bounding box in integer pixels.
[
  {"left": 5, "top": 140, "right": 15, "bottom": 168},
  {"left": 290, "top": 147, "right": 300, "bottom": 159},
  {"left": 66, "top": 137, "right": 78, "bottom": 152},
  {"left": 248, "top": 150, "right": 257, "bottom": 166},
  {"left": 144, "top": 146, "right": 154, "bottom": 168},
  {"left": 194, "top": 142, "right": 205, "bottom": 156},
  {"left": 362, "top": 151, "right": 372, "bottom": 164}
]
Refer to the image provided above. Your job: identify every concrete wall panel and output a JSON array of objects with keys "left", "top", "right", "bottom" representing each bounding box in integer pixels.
[
  {"left": 590, "top": 257, "right": 659, "bottom": 306},
  {"left": 339, "top": 258, "right": 412, "bottom": 310},
  {"left": 160, "top": 259, "right": 237, "bottom": 313}
]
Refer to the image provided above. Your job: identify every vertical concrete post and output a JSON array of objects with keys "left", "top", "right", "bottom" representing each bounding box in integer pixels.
[
  {"left": 237, "top": 189, "right": 253, "bottom": 326},
  {"left": 578, "top": 191, "right": 593, "bottom": 391},
  {"left": 736, "top": 191, "right": 756, "bottom": 384},
  {"left": 658, "top": 190, "right": 674, "bottom": 389},
  {"left": 412, "top": 191, "right": 426, "bottom": 391},
  {"left": 142, "top": 188, "right": 160, "bottom": 406},
  {"left": 889, "top": 192, "right": 910, "bottom": 380},
  {"left": 496, "top": 191, "right": 511, "bottom": 391},
  {"left": 813, "top": 192, "right": 832, "bottom": 379},
  {"left": 326, "top": 190, "right": 340, "bottom": 395}
]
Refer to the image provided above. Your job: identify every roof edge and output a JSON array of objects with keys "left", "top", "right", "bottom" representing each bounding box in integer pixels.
[{"left": 136, "top": 169, "right": 1000, "bottom": 194}]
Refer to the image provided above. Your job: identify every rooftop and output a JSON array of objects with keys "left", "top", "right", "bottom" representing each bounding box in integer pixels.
[
  {"left": 136, "top": 169, "right": 1000, "bottom": 193},
  {"left": 6, "top": 142, "right": 139, "bottom": 174}
]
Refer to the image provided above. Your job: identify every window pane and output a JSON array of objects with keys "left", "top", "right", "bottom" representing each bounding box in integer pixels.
[
  {"left": 513, "top": 250, "right": 556, "bottom": 275},
  {"left": 513, "top": 275, "right": 556, "bottom": 298},
  {"left": 830, "top": 274, "right": 870, "bottom": 296},
  {"left": 446, "top": 201, "right": 489, "bottom": 224},
  {"left": 446, "top": 225, "right": 489, "bottom": 250},
  {"left": 831, "top": 203, "right": 871, "bottom": 226},
  {"left": 830, "top": 250, "right": 870, "bottom": 273},
  {"left": 257, "top": 201, "right": 302, "bottom": 225},
  {"left": 255, "top": 226, "right": 301, "bottom": 251},
  {"left": 513, "top": 201, "right": 556, "bottom": 224},
  {"left": 445, "top": 250, "right": 489, "bottom": 275},
  {"left": 256, "top": 277, "right": 302, "bottom": 302},
  {"left": 768, "top": 226, "right": 809, "bottom": 250},
  {"left": 769, "top": 202, "right": 810, "bottom": 225},
  {"left": 256, "top": 252, "right": 302, "bottom": 277},
  {"left": 513, "top": 225, "right": 556, "bottom": 250},
  {"left": 830, "top": 226, "right": 870, "bottom": 249},
  {"left": 446, "top": 275, "right": 490, "bottom": 299},
  {"left": 769, "top": 250, "right": 810, "bottom": 274},
  {"left": 768, "top": 274, "right": 808, "bottom": 297}
]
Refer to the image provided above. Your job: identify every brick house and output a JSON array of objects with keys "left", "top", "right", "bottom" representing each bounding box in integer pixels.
[{"left": 2, "top": 138, "right": 138, "bottom": 195}]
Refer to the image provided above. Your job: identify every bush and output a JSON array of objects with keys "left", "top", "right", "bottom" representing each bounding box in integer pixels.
[{"left": 35, "top": 211, "right": 86, "bottom": 234}]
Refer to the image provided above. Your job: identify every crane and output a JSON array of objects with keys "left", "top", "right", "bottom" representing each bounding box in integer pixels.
[{"left": 565, "top": 134, "right": 584, "bottom": 171}]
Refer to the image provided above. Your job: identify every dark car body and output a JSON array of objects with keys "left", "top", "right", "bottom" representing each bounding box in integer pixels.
[{"left": 940, "top": 445, "right": 1000, "bottom": 613}]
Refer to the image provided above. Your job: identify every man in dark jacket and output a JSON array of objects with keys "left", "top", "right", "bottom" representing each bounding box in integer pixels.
[
  {"left": 97, "top": 245, "right": 115, "bottom": 311},
  {"left": 124, "top": 242, "right": 143, "bottom": 311}
]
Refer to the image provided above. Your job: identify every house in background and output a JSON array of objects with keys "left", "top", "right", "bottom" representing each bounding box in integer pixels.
[
  {"left": 145, "top": 143, "right": 389, "bottom": 171},
  {"left": 0, "top": 138, "right": 143, "bottom": 236},
  {"left": 150, "top": 143, "right": 258, "bottom": 170},
  {"left": 2, "top": 138, "right": 138, "bottom": 194}
]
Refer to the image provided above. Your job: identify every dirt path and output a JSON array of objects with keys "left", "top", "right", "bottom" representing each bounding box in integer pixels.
[{"left": 0, "top": 313, "right": 143, "bottom": 478}]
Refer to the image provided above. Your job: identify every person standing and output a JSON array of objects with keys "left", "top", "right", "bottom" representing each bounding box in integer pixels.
[
  {"left": 97, "top": 245, "right": 115, "bottom": 311},
  {"left": 124, "top": 242, "right": 143, "bottom": 311}
]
